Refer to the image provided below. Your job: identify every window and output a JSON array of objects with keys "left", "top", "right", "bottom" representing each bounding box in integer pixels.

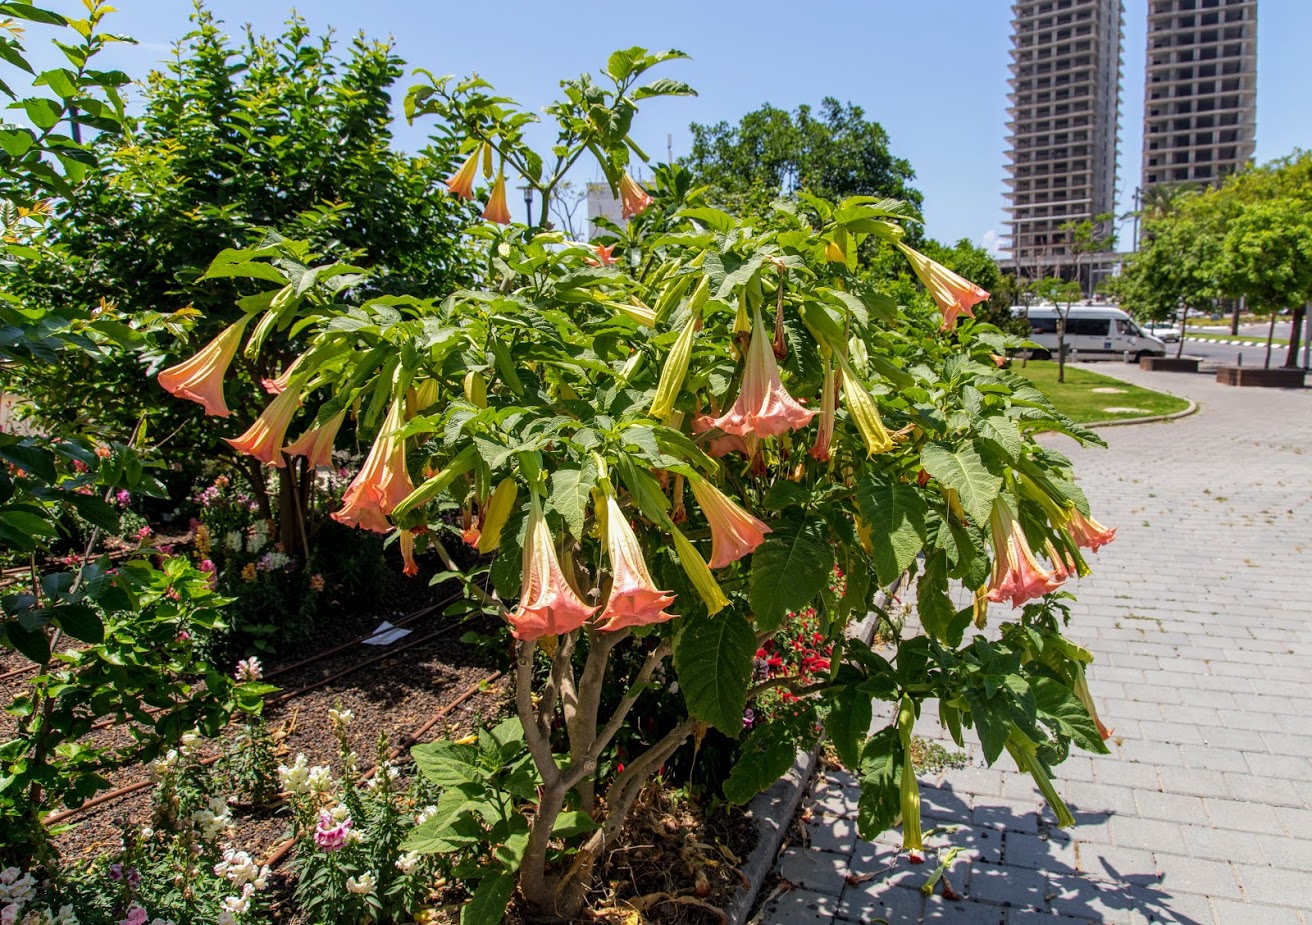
[
  {"left": 1029, "top": 317, "right": 1058, "bottom": 334},
  {"left": 1067, "top": 318, "right": 1110, "bottom": 336}
]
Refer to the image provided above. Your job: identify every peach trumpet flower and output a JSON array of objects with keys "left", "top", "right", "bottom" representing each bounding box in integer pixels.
[
  {"left": 447, "top": 145, "right": 482, "bottom": 200},
  {"left": 709, "top": 307, "right": 815, "bottom": 438},
  {"left": 986, "top": 498, "right": 1065, "bottom": 608},
  {"left": 595, "top": 494, "right": 677, "bottom": 632},
  {"left": 690, "top": 414, "right": 752, "bottom": 459},
  {"left": 226, "top": 386, "right": 302, "bottom": 467},
  {"left": 283, "top": 410, "right": 345, "bottom": 469},
  {"left": 331, "top": 399, "right": 415, "bottom": 534},
  {"left": 482, "top": 169, "right": 512, "bottom": 225},
  {"left": 810, "top": 359, "right": 837, "bottom": 461},
  {"left": 157, "top": 316, "right": 251, "bottom": 417},
  {"left": 687, "top": 476, "right": 771, "bottom": 568},
  {"left": 1066, "top": 508, "right": 1116, "bottom": 551},
  {"left": 896, "top": 242, "right": 990, "bottom": 330},
  {"left": 400, "top": 529, "right": 419, "bottom": 577},
  {"left": 619, "top": 172, "right": 653, "bottom": 219},
  {"left": 506, "top": 494, "right": 597, "bottom": 641},
  {"left": 260, "top": 355, "right": 302, "bottom": 395}
]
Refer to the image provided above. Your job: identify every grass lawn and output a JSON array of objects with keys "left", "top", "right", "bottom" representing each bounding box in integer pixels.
[{"left": 1013, "top": 361, "right": 1192, "bottom": 424}]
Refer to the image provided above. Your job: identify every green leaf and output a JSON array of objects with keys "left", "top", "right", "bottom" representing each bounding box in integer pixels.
[
  {"left": 915, "top": 550, "right": 954, "bottom": 644},
  {"left": 1032, "top": 677, "right": 1110, "bottom": 755},
  {"left": 856, "top": 726, "right": 902, "bottom": 841},
  {"left": 673, "top": 611, "right": 756, "bottom": 733},
  {"left": 52, "top": 603, "right": 102, "bottom": 644},
  {"left": 826, "top": 685, "right": 871, "bottom": 770},
  {"left": 411, "top": 741, "right": 485, "bottom": 787},
  {"left": 722, "top": 727, "right": 797, "bottom": 804},
  {"left": 855, "top": 473, "right": 927, "bottom": 587},
  {"left": 20, "top": 96, "right": 62, "bottom": 129},
  {"left": 62, "top": 491, "right": 119, "bottom": 532},
  {"left": 0, "top": 4, "right": 68, "bottom": 26},
  {"left": 462, "top": 869, "right": 516, "bottom": 925},
  {"left": 920, "top": 441, "right": 1001, "bottom": 525},
  {"left": 749, "top": 516, "right": 834, "bottom": 631},
  {"left": 4, "top": 621, "right": 49, "bottom": 664},
  {"left": 550, "top": 460, "right": 597, "bottom": 540},
  {"left": 0, "top": 128, "right": 33, "bottom": 157},
  {"left": 551, "top": 810, "right": 600, "bottom": 838}
]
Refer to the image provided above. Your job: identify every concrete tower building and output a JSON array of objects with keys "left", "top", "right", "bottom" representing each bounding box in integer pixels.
[
  {"left": 1141, "top": 0, "right": 1257, "bottom": 190},
  {"left": 1003, "top": 0, "right": 1124, "bottom": 290}
]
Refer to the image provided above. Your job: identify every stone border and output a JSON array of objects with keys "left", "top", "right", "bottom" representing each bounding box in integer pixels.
[
  {"left": 1086, "top": 396, "right": 1197, "bottom": 429},
  {"left": 722, "top": 578, "right": 904, "bottom": 925}
]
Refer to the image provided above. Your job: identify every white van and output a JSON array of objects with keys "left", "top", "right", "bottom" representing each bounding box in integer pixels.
[{"left": 1010, "top": 305, "right": 1167, "bottom": 361}]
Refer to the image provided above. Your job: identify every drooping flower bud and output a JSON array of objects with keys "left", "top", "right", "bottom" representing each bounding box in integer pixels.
[
  {"left": 650, "top": 309, "right": 699, "bottom": 421},
  {"left": 476, "top": 478, "right": 519, "bottom": 554},
  {"left": 833, "top": 353, "right": 893, "bottom": 456},
  {"left": 670, "top": 526, "right": 729, "bottom": 615}
]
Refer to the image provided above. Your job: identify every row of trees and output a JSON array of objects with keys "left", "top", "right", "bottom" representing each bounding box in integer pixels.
[{"left": 1116, "top": 153, "right": 1312, "bottom": 368}]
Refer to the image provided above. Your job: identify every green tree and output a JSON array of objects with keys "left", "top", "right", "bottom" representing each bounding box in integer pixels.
[
  {"left": 1219, "top": 198, "right": 1312, "bottom": 368},
  {"left": 1032, "top": 276, "right": 1084, "bottom": 383},
  {"left": 684, "top": 98, "right": 921, "bottom": 219},
  {"left": 13, "top": 5, "right": 478, "bottom": 535}
]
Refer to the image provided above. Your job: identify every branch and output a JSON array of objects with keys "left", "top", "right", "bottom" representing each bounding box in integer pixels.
[
  {"left": 536, "top": 629, "right": 577, "bottom": 739},
  {"left": 515, "top": 639, "right": 560, "bottom": 785},
  {"left": 746, "top": 676, "right": 828, "bottom": 700}
]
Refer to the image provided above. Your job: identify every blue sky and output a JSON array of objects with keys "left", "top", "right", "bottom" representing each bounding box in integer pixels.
[{"left": 24, "top": 1, "right": 1312, "bottom": 252}]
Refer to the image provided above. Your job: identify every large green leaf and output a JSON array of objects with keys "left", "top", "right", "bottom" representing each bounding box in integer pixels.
[
  {"left": 920, "top": 441, "right": 1001, "bottom": 525},
  {"left": 550, "top": 460, "right": 597, "bottom": 540},
  {"left": 673, "top": 611, "right": 756, "bottom": 733},
  {"left": 855, "top": 473, "right": 927, "bottom": 587},
  {"left": 461, "top": 870, "right": 516, "bottom": 925},
  {"left": 825, "top": 685, "right": 871, "bottom": 770},
  {"left": 722, "top": 727, "right": 797, "bottom": 804},
  {"left": 856, "top": 726, "right": 903, "bottom": 841},
  {"left": 411, "top": 741, "right": 485, "bottom": 787},
  {"left": 1033, "top": 677, "right": 1110, "bottom": 755},
  {"left": 749, "top": 516, "right": 834, "bottom": 631}
]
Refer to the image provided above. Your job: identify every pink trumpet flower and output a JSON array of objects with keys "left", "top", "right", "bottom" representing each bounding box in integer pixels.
[
  {"left": 688, "top": 476, "right": 771, "bottom": 568},
  {"left": 332, "top": 400, "right": 415, "bottom": 533},
  {"left": 986, "top": 499, "right": 1066, "bottom": 608},
  {"left": 596, "top": 494, "right": 677, "bottom": 632},
  {"left": 261, "top": 355, "right": 302, "bottom": 394},
  {"left": 506, "top": 496, "right": 597, "bottom": 640},
  {"left": 691, "top": 413, "right": 752, "bottom": 458},
  {"left": 482, "top": 170, "right": 512, "bottom": 225},
  {"left": 619, "top": 172, "right": 653, "bottom": 219},
  {"left": 447, "top": 146, "right": 481, "bottom": 200},
  {"left": 225, "top": 387, "right": 301, "bottom": 467},
  {"left": 1066, "top": 508, "right": 1116, "bottom": 551},
  {"left": 709, "top": 308, "right": 816, "bottom": 438},
  {"left": 283, "top": 410, "right": 345, "bottom": 469},
  {"left": 810, "top": 360, "right": 837, "bottom": 461},
  {"left": 400, "top": 529, "right": 419, "bottom": 577},
  {"left": 157, "top": 317, "right": 250, "bottom": 417},
  {"left": 896, "top": 242, "right": 990, "bottom": 330}
]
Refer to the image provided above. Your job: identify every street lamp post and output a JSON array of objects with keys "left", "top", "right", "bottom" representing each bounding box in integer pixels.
[{"left": 520, "top": 184, "right": 534, "bottom": 227}]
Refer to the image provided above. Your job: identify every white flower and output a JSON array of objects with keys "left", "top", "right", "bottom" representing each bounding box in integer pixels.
[
  {"left": 148, "top": 750, "right": 179, "bottom": 780},
  {"left": 219, "top": 884, "right": 253, "bottom": 916},
  {"left": 191, "top": 798, "right": 232, "bottom": 840},
  {"left": 56, "top": 906, "right": 80, "bottom": 925},
  {"left": 178, "top": 731, "right": 201, "bottom": 757},
  {"left": 277, "top": 755, "right": 310, "bottom": 794},
  {"left": 306, "top": 765, "right": 333, "bottom": 795},
  {"left": 395, "top": 852, "right": 421, "bottom": 875},
  {"left": 225, "top": 530, "right": 243, "bottom": 552},
  {"left": 215, "top": 912, "right": 235, "bottom": 925},
  {"left": 213, "top": 847, "right": 267, "bottom": 893},
  {"left": 0, "top": 869, "right": 36, "bottom": 906},
  {"left": 246, "top": 521, "right": 269, "bottom": 553},
  {"left": 330, "top": 804, "right": 350, "bottom": 823},
  {"left": 234, "top": 657, "right": 263, "bottom": 682},
  {"left": 415, "top": 805, "right": 438, "bottom": 825},
  {"left": 328, "top": 707, "right": 353, "bottom": 728},
  {"left": 1, "top": 904, "right": 18, "bottom": 925},
  {"left": 345, "top": 872, "right": 375, "bottom": 895}
]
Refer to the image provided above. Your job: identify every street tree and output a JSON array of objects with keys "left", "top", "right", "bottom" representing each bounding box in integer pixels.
[{"left": 1032, "top": 276, "right": 1084, "bottom": 383}]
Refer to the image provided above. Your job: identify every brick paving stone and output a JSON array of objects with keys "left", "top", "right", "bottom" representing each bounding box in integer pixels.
[
  {"left": 778, "top": 846, "right": 850, "bottom": 894},
  {"left": 763, "top": 368, "right": 1312, "bottom": 924}
]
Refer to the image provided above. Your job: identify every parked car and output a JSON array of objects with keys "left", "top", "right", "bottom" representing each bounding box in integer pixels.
[
  {"left": 1010, "top": 305, "right": 1168, "bottom": 360},
  {"left": 1143, "top": 322, "right": 1181, "bottom": 343}
]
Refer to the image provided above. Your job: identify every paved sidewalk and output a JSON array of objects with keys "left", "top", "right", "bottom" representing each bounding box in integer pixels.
[{"left": 762, "top": 366, "right": 1312, "bottom": 925}]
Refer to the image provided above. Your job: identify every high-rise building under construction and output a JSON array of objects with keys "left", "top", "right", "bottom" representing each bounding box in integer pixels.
[
  {"left": 1003, "top": 0, "right": 1124, "bottom": 289},
  {"left": 1141, "top": 0, "right": 1257, "bottom": 190}
]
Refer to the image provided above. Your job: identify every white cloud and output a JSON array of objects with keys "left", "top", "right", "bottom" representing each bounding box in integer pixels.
[{"left": 979, "top": 229, "right": 1006, "bottom": 257}]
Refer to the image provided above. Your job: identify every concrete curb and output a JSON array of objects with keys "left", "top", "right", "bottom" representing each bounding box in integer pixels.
[
  {"left": 1068, "top": 363, "right": 1201, "bottom": 429},
  {"left": 722, "top": 578, "right": 904, "bottom": 925}
]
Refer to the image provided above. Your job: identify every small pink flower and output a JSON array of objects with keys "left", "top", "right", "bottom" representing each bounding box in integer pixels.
[
  {"left": 108, "top": 862, "right": 124, "bottom": 881},
  {"left": 136, "top": 525, "right": 152, "bottom": 540},
  {"left": 120, "top": 904, "right": 148, "bottom": 925},
  {"left": 314, "top": 810, "right": 352, "bottom": 852}
]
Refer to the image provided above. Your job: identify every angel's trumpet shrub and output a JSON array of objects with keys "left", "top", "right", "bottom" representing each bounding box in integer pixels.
[
  {"left": 447, "top": 145, "right": 482, "bottom": 200},
  {"left": 1071, "top": 661, "right": 1113, "bottom": 741},
  {"left": 670, "top": 526, "right": 728, "bottom": 615},
  {"left": 1006, "top": 728, "right": 1076, "bottom": 828},
  {"left": 400, "top": 529, "right": 419, "bottom": 577},
  {"left": 710, "top": 307, "right": 815, "bottom": 438},
  {"left": 482, "top": 170, "right": 512, "bottom": 225},
  {"left": 596, "top": 494, "right": 677, "bottom": 632},
  {"left": 332, "top": 400, "right": 415, "bottom": 534},
  {"left": 896, "top": 242, "right": 990, "bottom": 330},
  {"left": 687, "top": 476, "right": 771, "bottom": 568},
  {"left": 833, "top": 353, "right": 893, "bottom": 456},
  {"left": 283, "top": 410, "right": 345, "bottom": 469},
  {"left": 225, "top": 386, "right": 301, "bottom": 467},
  {"left": 505, "top": 495, "right": 596, "bottom": 640},
  {"left": 986, "top": 498, "right": 1065, "bottom": 607},
  {"left": 1066, "top": 508, "right": 1116, "bottom": 551},
  {"left": 157, "top": 317, "right": 250, "bottom": 417},
  {"left": 619, "top": 172, "right": 653, "bottom": 219}
]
